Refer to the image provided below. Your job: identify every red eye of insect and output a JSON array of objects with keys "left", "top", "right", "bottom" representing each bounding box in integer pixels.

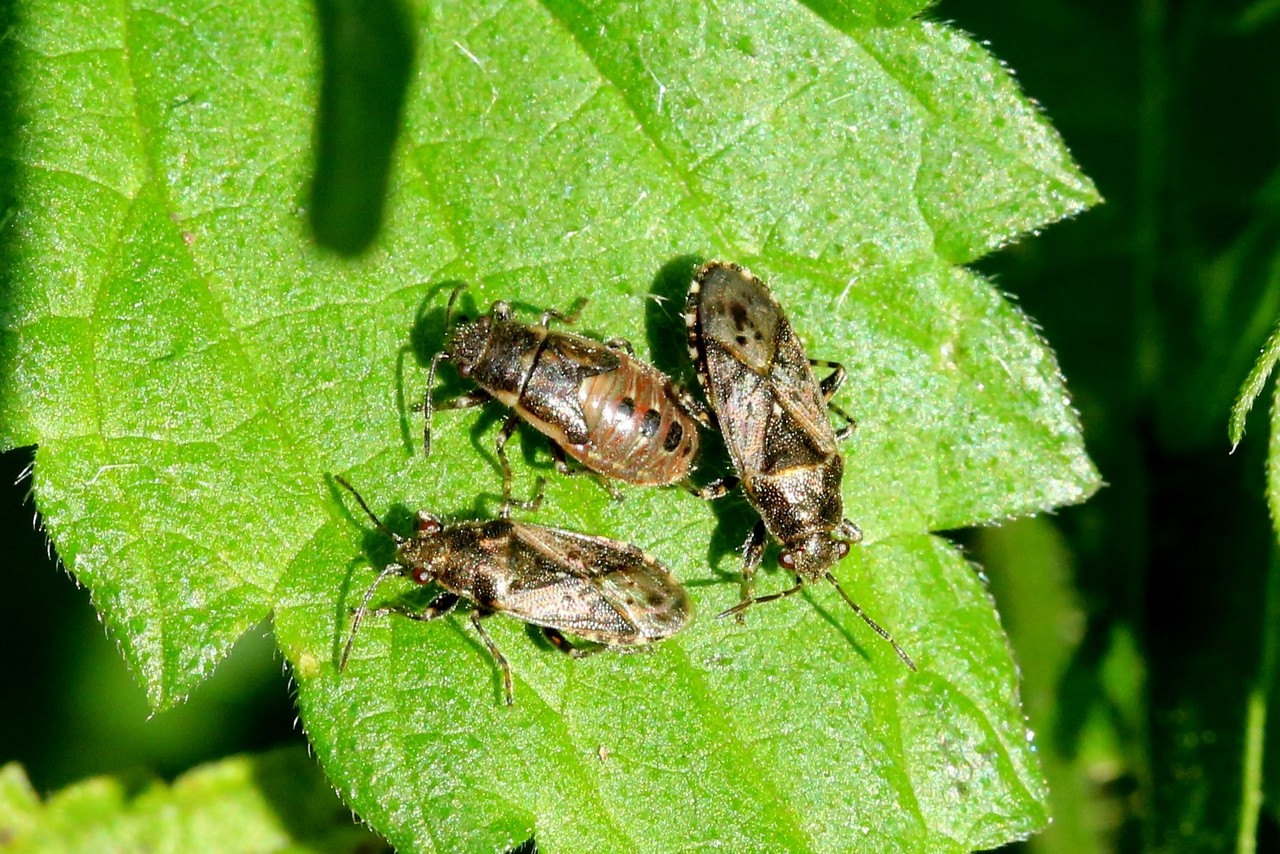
[
  {"left": 412, "top": 566, "right": 431, "bottom": 584},
  {"left": 779, "top": 551, "right": 796, "bottom": 570},
  {"left": 415, "top": 512, "right": 442, "bottom": 534},
  {"left": 837, "top": 541, "right": 850, "bottom": 558}
]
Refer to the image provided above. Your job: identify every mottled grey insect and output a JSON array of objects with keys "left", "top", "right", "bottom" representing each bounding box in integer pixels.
[
  {"left": 685, "top": 260, "right": 914, "bottom": 670},
  {"left": 424, "top": 287, "right": 706, "bottom": 499},
  {"left": 334, "top": 475, "right": 694, "bottom": 705}
]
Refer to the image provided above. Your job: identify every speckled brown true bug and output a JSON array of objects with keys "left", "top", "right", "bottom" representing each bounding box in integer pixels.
[
  {"left": 422, "top": 287, "right": 707, "bottom": 499},
  {"left": 334, "top": 474, "right": 694, "bottom": 705},
  {"left": 685, "top": 260, "right": 915, "bottom": 670}
]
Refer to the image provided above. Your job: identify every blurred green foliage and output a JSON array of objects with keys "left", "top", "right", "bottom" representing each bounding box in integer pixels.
[
  {"left": 946, "top": 1, "right": 1280, "bottom": 852},
  {"left": 0, "top": 446, "right": 302, "bottom": 790},
  {"left": 0, "top": 748, "right": 385, "bottom": 853}
]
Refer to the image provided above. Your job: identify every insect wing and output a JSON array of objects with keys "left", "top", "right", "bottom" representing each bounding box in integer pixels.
[
  {"left": 518, "top": 333, "right": 621, "bottom": 446},
  {"left": 761, "top": 319, "right": 839, "bottom": 459},
  {"left": 501, "top": 523, "right": 692, "bottom": 645},
  {"left": 539, "top": 331, "right": 622, "bottom": 374},
  {"left": 591, "top": 550, "right": 693, "bottom": 642},
  {"left": 694, "top": 263, "right": 836, "bottom": 473},
  {"left": 695, "top": 261, "right": 782, "bottom": 374},
  {"left": 701, "top": 344, "right": 770, "bottom": 469}
]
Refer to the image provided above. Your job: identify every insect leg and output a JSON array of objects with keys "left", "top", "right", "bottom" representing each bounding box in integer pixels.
[
  {"left": 487, "top": 410, "right": 546, "bottom": 514},
  {"left": 837, "top": 518, "right": 864, "bottom": 545},
  {"left": 541, "top": 626, "right": 597, "bottom": 659},
  {"left": 494, "top": 414, "right": 525, "bottom": 511},
  {"left": 423, "top": 389, "right": 492, "bottom": 457},
  {"left": 365, "top": 590, "right": 462, "bottom": 622},
  {"left": 539, "top": 297, "right": 587, "bottom": 328},
  {"left": 672, "top": 383, "right": 715, "bottom": 429},
  {"left": 469, "top": 610, "right": 515, "bottom": 706},
  {"left": 604, "top": 337, "right": 635, "bottom": 355},
  {"left": 828, "top": 401, "right": 857, "bottom": 442},
  {"left": 420, "top": 347, "right": 492, "bottom": 456},
  {"left": 341, "top": 587, "right": 459, "bottom": 671},
  {"left": 421, "top": 351, "right": 449, "bottom": 457},
  {"left": 737, "top": 520, "right": 768, "bottom": 614},
  {"left": 549, "top": 442, "right": 573, "bottom": 476},
  {"left": 548, "top": 443, "right": 625, "bottom": 501},
  {"left": 811, "top": 358, "right": 856, "bottom": 441},
  {"left": 500, "top": 477, "right": 546, "bottom": 519},
  {"left": 340, "top": 563, "right": 406, "bottom": 670},
  {"left": 429, "top": 391, "right": 493, "bottom": 412},
  {"left": 688, "top": 475, "right": 739, "bottom": 500},
  {"left": 812, "top": 358, "right": 846, "bottom": 399},
  {"left": 741, "top": 519, "right": 767, "bottom": 589}
]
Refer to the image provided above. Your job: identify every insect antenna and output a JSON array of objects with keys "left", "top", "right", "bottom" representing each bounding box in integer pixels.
[
  {"left": 340, "top": 562, "right": 405, "bottom": 671},
  {"left": 824, "top": 572, "right": 916, "bottom": 671},
  {"left": 332, "top": 475, "right": 413, "bottom": 671},
  {"left": 422, "top": 350, "right": 451, "bottom": 457},
  {"left": 333, "top": 475, "right": 402, "bottom": 542},
  {"left": 443, "top": 282, "right": 467, "bottom": 326},
  {"left": 420, "top": 285, "right": 470, "bottom": 457}
]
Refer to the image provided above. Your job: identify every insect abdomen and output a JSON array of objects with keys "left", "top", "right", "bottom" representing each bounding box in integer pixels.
[{"left": 573, "top": 357, "right": 700, "bottom": 486}]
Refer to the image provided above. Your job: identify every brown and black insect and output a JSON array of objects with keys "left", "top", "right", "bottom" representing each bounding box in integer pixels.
[
  {"left": 685, "top": 260, "right": 915, "bottom": 670},
  {"left": 334, "top": 475, "right": 694, "bottom": 705},
  {"left": 423, "top": 288, "right": 706, "bottom": 498}
]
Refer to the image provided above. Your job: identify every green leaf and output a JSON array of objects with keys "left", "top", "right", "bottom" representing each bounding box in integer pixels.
[
  {"left": 3, "top": 0, "right": 1099, "bottom": 850},
  {"left": 973, "top": 516, "right": 1134, "bottom": 854},
  {"left": 0, "top": 749, "right": 383, "bottom": 853},
  {"left": 1231, "top": 318, "right": 1280, "bottom": 450}
]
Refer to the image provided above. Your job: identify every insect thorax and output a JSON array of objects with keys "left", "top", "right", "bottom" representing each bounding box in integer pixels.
[
  {"left": 444, "top": 316, "right": 492, "bottom": 375},
  {"left": 447, "top": 318, "right": 543, "bottom": 391},
  {"left": 744, "top": 456, "right": 845, "bottom": 544},
  {"left": 396, "top": 520, "right": 512, "bottom": 592}
]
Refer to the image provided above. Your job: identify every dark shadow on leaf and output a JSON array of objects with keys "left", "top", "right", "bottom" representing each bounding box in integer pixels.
[
  {"left": 249, "top": 746, "right": 392, "bottom": 852},
  {"left": 398, "top": 280, "right": 469, "bottom": 453},
  {"left": 805, "top": 581, "right": 880, "bottom": 669},
  {"left": 408, "top": 280, "right": 474, "bottom": 367},
  {"left": 462, "top": 406, "right": 516, "bottom": 475},
  {"left": 333, "top": 554, "right": 371, "bottom": 666},
  {"left": 646, "top": 254, "right": 703, "bottom": 380},
  {"left": 310, "top": 0, "right": 415, "bottom": 255},
  {"left": 698, "top": 490, "right": 759, "bottom": 586}
]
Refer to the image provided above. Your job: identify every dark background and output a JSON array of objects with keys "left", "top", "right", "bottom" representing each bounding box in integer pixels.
[{"left": 4, "top": 1, "right": 1280, "bottom": 851}]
